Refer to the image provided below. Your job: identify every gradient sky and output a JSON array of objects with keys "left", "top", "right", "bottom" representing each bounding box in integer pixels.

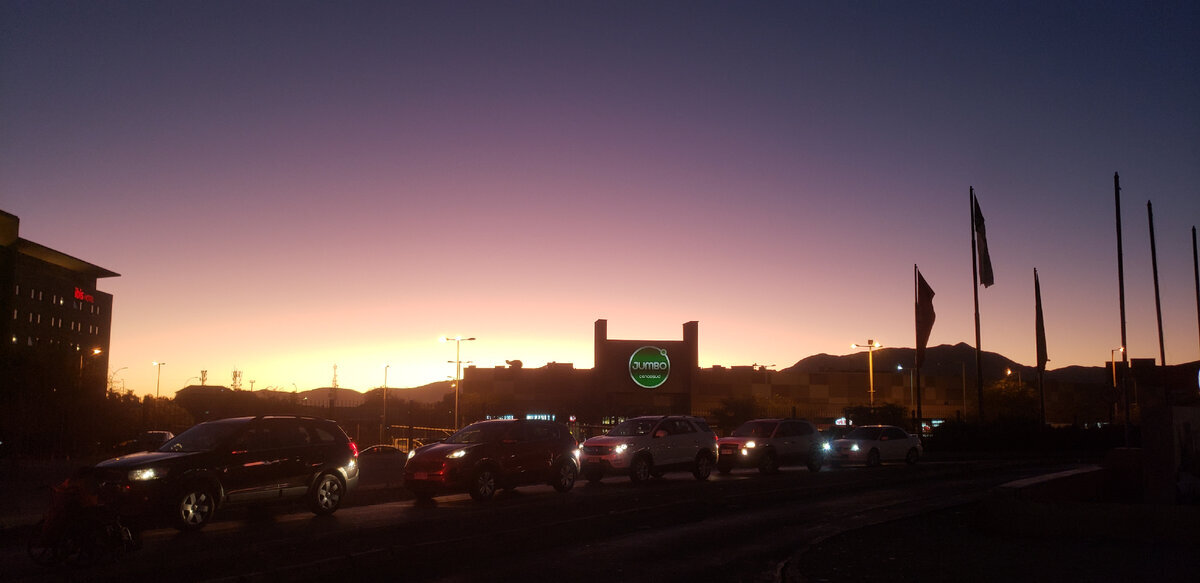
[{"left": 3, "top": 1, "right": 1198, "bottom": 397}]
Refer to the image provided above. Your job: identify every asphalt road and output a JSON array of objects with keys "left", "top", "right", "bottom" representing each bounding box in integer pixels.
[{"left": 1, "top": 456, "right": 1076, "bottom": 583}]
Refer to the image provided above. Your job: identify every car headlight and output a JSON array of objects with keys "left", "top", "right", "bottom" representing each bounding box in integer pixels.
[
  {"left": 822, "top": 441, "right": 832, "bottom": 451},
  {"left": 744, "top": 441, "right": 756, "bottom": 449},
  {"left": 129, "top": 467, "right": 164, "bottom": 481},
  {"left": 407, "top": 449, "right": 417, "bottom": 460},
  {"left": 447, "top": 448, "right": 468, "bottom": 459},
  {"left": 850, "top": 443, "right": 860, "bottom": 452},
  {"left": 613, "top": 443, "right": 628, "bottom": 455}
]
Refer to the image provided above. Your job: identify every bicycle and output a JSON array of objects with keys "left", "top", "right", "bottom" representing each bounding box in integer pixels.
[{"left": 27, "top": 471, "right": 139, "bottom": 567}]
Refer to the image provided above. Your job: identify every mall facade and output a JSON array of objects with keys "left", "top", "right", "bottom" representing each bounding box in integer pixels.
[
  {"left": 460, "top": 319, "right": 969, "bottom": 429},
  {"left": 1, "top": 210, "right": 118, "bottom": 407}
]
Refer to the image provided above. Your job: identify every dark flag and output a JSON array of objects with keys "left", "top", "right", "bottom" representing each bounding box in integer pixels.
[
  {"left": 973, "top": 196, "right": 995, "bottom": 287},
  {"left": 1035, "top": 269, "right": 1048, "bottom": 372},
  {"left": 915, "top": 267, "right": 936, "bottom": 368}
]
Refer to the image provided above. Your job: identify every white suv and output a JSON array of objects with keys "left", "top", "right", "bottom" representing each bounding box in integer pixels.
[{"left": 580, "top": 415, "right": 718, "bottom": 484}]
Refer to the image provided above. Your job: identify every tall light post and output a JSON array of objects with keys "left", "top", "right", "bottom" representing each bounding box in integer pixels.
[
  {"left": 381, "top": 364, "right": 390, "bottom": 444},
  {"left": 441, "top": 336, "right": 475, "bottom": 429},
  {"left": 1110, "top": 347, "right": 1124, "bottom": 422},
  {"left": 852, "top": 340, "right": 882, "bottom": 407},
  {"left": 152, "top": 361, "right": 166, "bottom": 399},
  {"left": 1110, "top": 347, "right": 1124, "bottom": 389}
]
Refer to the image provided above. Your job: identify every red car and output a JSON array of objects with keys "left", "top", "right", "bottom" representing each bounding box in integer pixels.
[{"left": 403, "top": 419, "right": 579, "bottom": 501}]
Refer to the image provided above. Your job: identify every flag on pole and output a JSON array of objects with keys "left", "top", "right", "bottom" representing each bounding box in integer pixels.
[
  {"left": 915, "top": 267, "right": 936, "bottom": 368},
  {"left": 1035, "top": 269, "right": 1048, "bottom": 371},
  {"left": 974, "top": 196, "right": 995, "bottom": 287}
]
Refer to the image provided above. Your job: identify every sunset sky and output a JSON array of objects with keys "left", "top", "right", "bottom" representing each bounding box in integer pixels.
[{"left": 3, "top": 1, "right": 1198, "bottom": 398}]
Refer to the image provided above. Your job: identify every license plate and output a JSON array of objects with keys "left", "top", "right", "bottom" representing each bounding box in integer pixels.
[
  {"left": 584, "top": 456, "right": 601, "bottom": 464},
  {"left": 720, "top": 447, "right": 735, "bottom": 454},
  {"left": 413, "top": 472, "right": 427, "bottom": 480}
]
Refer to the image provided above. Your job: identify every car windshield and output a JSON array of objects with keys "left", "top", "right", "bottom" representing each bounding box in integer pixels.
[
  {"left": 444, "top": 422, "right": 509, "bottom": 444},
  {"left": 606, "top": 418, "right": 659, "bottom": 437},
  {"left": 159, "top": 419, "right": 247, "bottom": 452},
  {"left": 844, "top": 427, "right": 883, "bottom": 441},
  {"left": 731, "top": 421, "right": 776, "bottom": 438}
]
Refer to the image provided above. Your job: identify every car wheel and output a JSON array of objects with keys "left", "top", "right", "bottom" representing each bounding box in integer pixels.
[
  {"left": 905, "top": 447, "right": 920, "bottom": 465},
  {"left": 693, "top": 452, "right": 714, "bottom": 480},
  {"left": 309, "top": 472, "right": 345, "bottom": 515},
  {"left": 629, "top": 455, "right": 652, "bottom": 484},
  {"left": 174, "top": 484, "right": 217, "bottom": 532},
  {"left": 584, "top": 468, "right": 604, "bottom": 483},
  {"left": 757, "top": 451, "right": 779, "bottom": 475},
  {"left": 469, "top": 467, "right": 498, "bottom": 501},
  {"left": 717, "top": 460, "right": 733, "bottom": 475},
  {"left": 552, "top": 460, "right": 577, "bottom": 493},
  {"left": 866, "top": 448, "right": 881, "bottom": 467},
  {"left": 807, "top": 447, "right": 824, "bottom": 472}
]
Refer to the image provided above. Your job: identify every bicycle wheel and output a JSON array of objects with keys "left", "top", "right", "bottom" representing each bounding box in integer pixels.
[{"left": 27, "top": 519, "right": 65, "bottom": 566}]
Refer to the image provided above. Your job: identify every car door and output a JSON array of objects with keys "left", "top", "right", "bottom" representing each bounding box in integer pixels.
[
  {"left": 669, "top": 419, "right": 700, "bottom": 466},
  {"left": 223, "top": 421, "right": 288, "bottom": 503},
  {"left": 774, "top": 421, "right": 800, "bottom": 463},
  {"left": 267, "top": 418, "right": 315, "bottom": 498},
  {"left": 881, "top": 426, "right": 909, "bottom": 460}
]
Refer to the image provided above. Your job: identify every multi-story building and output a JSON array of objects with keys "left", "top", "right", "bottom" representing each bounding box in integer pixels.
[{"left": 2, "top": 210, "right": 119, "bottom": 450}]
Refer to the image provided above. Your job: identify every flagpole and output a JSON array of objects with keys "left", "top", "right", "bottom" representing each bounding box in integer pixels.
[
  {"left": 970, "top": 187, "right": 985, "bottom": 422},
  {"left": 914, "top": 265, "right": 923, "bottom": 434},
  {"left": 1035, "top": 268, "right": 1046, "bottom": 426},
  {"left": 1114, "top": 172, "right": 1130, "bottom": 446},
  {"left": 1193, "top": 226, "right": 1199, "bottom": 360},
  {"left": 1147, "top": 201, "right": 1165, "bottom": 365}
]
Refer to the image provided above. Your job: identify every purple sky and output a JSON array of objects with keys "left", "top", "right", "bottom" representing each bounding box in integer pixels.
[{"left": 3, "top": 1, "right": 1198, "bottom": 397}]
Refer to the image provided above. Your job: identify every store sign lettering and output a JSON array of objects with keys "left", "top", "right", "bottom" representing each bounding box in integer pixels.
[
  {"left": 74, "top": 287, "right": 94, "bottom": 303},
  {"left": 629, "top": 346, "right": 670, "bottom": 389}
]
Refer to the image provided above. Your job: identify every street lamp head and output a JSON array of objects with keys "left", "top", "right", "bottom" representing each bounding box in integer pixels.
[{"left": 152, "top": 361, "right": 165, "bottom": 366}]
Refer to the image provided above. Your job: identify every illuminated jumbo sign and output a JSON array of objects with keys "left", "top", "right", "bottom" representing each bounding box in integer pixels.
[
  {"left": 74, "top": 287, "right": 94, "bottom": 303},
  {"left": 629, "top": 346, "right": 670, "bottom": 389}
]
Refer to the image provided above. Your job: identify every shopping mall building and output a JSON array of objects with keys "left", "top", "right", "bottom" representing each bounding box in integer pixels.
[{"left": 461, "top": 319, "right": 970, "bottom": 428}]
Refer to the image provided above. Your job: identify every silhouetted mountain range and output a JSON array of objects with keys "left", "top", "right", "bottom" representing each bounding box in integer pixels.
[{"left": 780, "top": 342, "right": 1111, "bottom": 385}]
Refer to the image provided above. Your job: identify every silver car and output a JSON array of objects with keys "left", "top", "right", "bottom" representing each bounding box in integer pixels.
[{"left": 826, "top": 425, "right": 922, "bottom": 467}]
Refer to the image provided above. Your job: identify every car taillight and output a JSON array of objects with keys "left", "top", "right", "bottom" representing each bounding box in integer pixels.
[{"left": 348, "top": 441, "right": 359, "bottom": 457}]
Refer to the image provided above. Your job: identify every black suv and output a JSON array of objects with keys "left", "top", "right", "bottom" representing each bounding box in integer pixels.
[
  {"left": 403, "top": 419, "right": 579, "bottom": 501},
  {"left": 93, "top": 415, "right": 359, "bottom": 531}
]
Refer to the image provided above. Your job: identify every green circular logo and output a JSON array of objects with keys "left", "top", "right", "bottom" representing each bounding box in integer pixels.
[{"left": 629, "top": 346, "right": 670, "bottom": 389}]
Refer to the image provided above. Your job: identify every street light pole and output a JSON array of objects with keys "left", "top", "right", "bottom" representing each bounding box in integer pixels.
[
  {"left": 153, "top": 361, "right": 166, "bottom": 399},
  {"left": 441, "top": 336, "right": 476, "bottom": 429},
  {"left": 1110, "top": 347, "right": 1124, "bottom": 422},
  {"left": 852, "top": 340, "right": 882, "bottom": 407},
  {"left": 381, "top": 364, "right": 389, "bottom": 444}
]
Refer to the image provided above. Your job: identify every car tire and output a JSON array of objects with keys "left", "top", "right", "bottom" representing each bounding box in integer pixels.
[
  {"left": 552, "top": 460, "right": 577, "bottom": 493},
  {"left": 693, "top": 452, "right": 714, "bottom": 481},
  {"left": 629, "top": 455, "right": 652, "bottom": 484},
  {"left": 717, "top": 460, "right": 733, "bottom": 475},
  {"left": 806, "top": 447, "right": 824, "bottom": 472},
  {"left": 866, "top": 449, "right": 881, "bottom": 467},
  {"left": 174, "top": 484, "right": 217, "bottom": 532},
  {"left": 309, "top": 472, "right": 345, "bottom": 516},
  {"left": 905, "top": 447, "right": 920, "bottom": 465},
  {"left": 469, "top": 467, "right": 498, "bottom": 501},
  {"left": 757, "top": 451, "right": 779, "bottom": 475}
]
